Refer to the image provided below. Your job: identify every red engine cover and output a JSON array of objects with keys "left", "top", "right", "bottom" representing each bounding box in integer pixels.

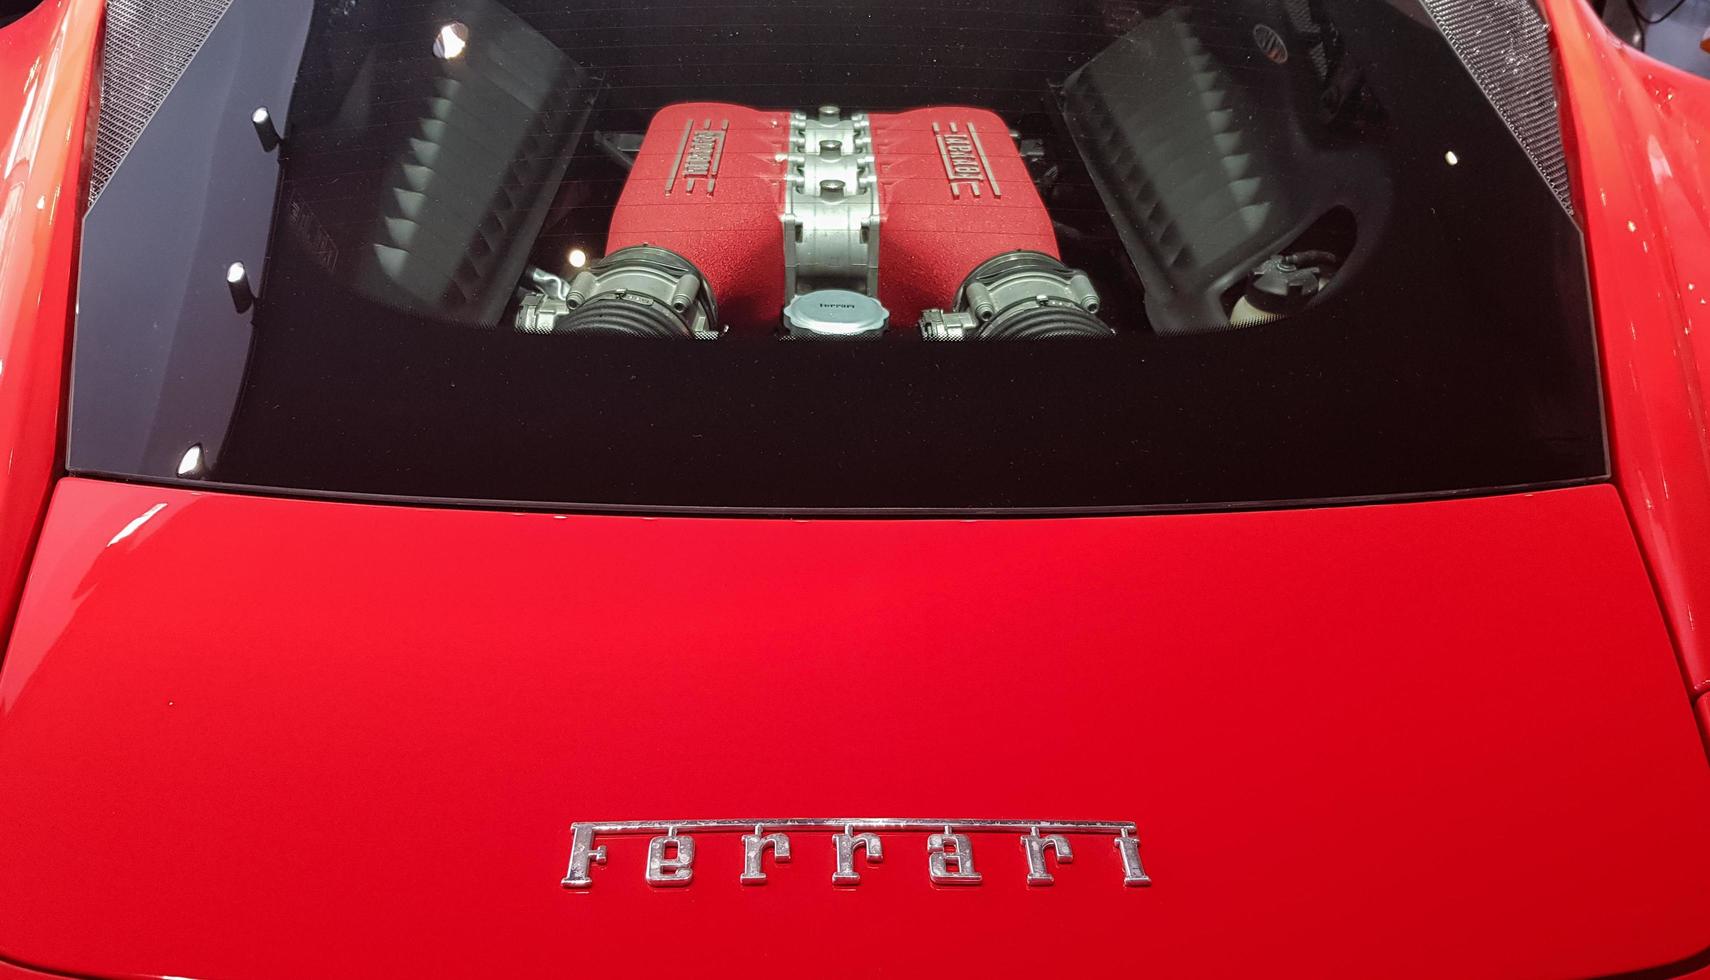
[
  {"left": 604, "top": 104, "right": 792, "bottom": 330},
  {"left": 866, "top": 106, "right": 1061, "bottom": 327},
  {"left": 605, "top": 103, "right": 1060, "bottom": 333}
]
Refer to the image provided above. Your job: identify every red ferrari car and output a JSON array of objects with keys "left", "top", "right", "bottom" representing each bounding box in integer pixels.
[{"left": 0, "top": 0, "right": 1708, "bottom": 975}]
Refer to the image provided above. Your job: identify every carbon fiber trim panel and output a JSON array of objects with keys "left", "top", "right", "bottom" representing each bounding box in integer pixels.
[
  {"left": 1420, "top": 0, "right": 1574, "bottom": 214},
  {"left": 89, "top": 0, "right": 234, "bottom": 205}
]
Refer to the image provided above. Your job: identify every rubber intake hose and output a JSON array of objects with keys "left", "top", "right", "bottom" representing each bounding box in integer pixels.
[
  {"left": 958, "top": 251, "right": 1113, "bottom": 339},
  {"left": 552, "top": 245, "right": 717, "bottom": 339}
]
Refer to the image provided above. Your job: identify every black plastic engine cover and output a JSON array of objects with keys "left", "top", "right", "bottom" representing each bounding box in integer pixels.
[
  {"left": 280, "top": 0, "right": 593, "bottom": 325},
  {"left": 1061, "top": 1, "right": 1385, "bottom": 335}
]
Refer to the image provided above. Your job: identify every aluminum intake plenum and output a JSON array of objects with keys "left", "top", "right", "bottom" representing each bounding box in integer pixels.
[{"left": 781, "top": 106, "right": 882, "bottom": 300}]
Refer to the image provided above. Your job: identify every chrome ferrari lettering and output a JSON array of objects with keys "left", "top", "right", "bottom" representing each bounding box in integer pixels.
[
  {"left": 561, "top": 823, "right": 606, "bottom": 889},
  {"left": 666, "top": 119, "right": 729, "bottom": 195},
  {"left": 1115, "top": 828, "right": 1151, "bottom": 887},
  {"left": 683, "top": 130, "right": 723, "bottom": 178},
  {"left": 939, "top": 134, "right": 983, "bottom": 180},
  {"left": 927, "top": 830, "right": 982, "bottom": 885},
  {"left": 645, "top": 832, "right": 695, "bottom": 886},
  {"left": 832, "top": 827, "right": 884, "bottom": 885},
  {"left": 931, "top": 121, "right": 1002, "bottom": 200},
  {"left": 563, "top": 819, "right": 1147, "bottom": 889},
  {"left": 741, "top": 827, "right": 791, "bottom": 884},
  {"left": 1022, "top": 828, "right": 1074, "bottom": 886}
]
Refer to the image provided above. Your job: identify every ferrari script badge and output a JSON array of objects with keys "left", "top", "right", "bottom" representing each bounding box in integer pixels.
[{"left": 563, "top": 819, "right": 1150, "bottom": 889}]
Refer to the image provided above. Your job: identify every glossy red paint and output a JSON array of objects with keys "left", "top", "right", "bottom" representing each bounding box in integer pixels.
[
  {"left": 1700, "top": 694, "right": 1710, "bottom": 755},
  {"left": 0, "top": 0, "right": 99, "bottom": 649},
  {"left": 1545, "top": 0, "right": 1710, "bottom": 697},
  {"left": 1, "top": 478, "right": 1707, "bottom": 979}
]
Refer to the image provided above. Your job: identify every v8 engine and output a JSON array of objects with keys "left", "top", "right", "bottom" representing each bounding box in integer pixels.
[{"left": 517, "top": 103, "right": 1113, "bottom": 339}]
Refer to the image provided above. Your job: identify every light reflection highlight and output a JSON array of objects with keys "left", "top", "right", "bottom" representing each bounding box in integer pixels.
[
  {"left": 176, "top": 444, "right": 205, "bottom": 478},
  {"left": 106, "top": 503, "right": 167, "bottom": 547},
  {"left": 434, "top": 22, "right": 469, "bottom": 60}
]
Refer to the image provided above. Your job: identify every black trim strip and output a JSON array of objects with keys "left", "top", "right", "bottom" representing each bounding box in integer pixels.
[{"left": 67, "top": 467, "right": 1606, "bottom": 520}]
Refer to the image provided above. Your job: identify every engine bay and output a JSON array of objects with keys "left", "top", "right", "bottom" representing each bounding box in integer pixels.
[
  {"left": 274, "top": 0, "right": 1379, "bottom": 343},
  {"left": 69, "top": 0, "right": 1607, "bottom": 510},
  {"left": 523, "top": 103, "right": 1113, "bottom": 341}
]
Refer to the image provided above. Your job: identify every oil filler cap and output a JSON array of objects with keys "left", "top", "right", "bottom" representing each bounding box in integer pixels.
[{"left": 783, "top": 290, "right": 890, "bottom": 340}]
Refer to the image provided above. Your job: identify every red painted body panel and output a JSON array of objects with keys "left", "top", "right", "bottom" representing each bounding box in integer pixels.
[
  {"left": 1546, "top": 0, "right": 1710, "bottom": 697},
  {"left": 1700, "top": 694, "right": 1710, "bottom": 756},
  {"left": 1, "top": 479, "right": 1708, "bottom": 978},
  {"left": 605, "top": 102, "right": 1056, "bottom": 331},
  {"left": 0, "top": 0, "right": 99, "bottom": 647},
  {"left": 0, "top": 2, "right": 1706, "bottom": 977}
]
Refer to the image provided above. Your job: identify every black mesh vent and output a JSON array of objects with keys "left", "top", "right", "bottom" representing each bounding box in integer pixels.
[
  {"left": 89, "top": 0, "right": 233, "bottom": 206},
  {"left": 1420, "top": 0, "right": 1573, "bottom": 214}
]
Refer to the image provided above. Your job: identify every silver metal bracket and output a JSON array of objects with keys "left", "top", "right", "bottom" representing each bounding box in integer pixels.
[{"left": 781, "top": 105, "right": 881, "bottom": 301}]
